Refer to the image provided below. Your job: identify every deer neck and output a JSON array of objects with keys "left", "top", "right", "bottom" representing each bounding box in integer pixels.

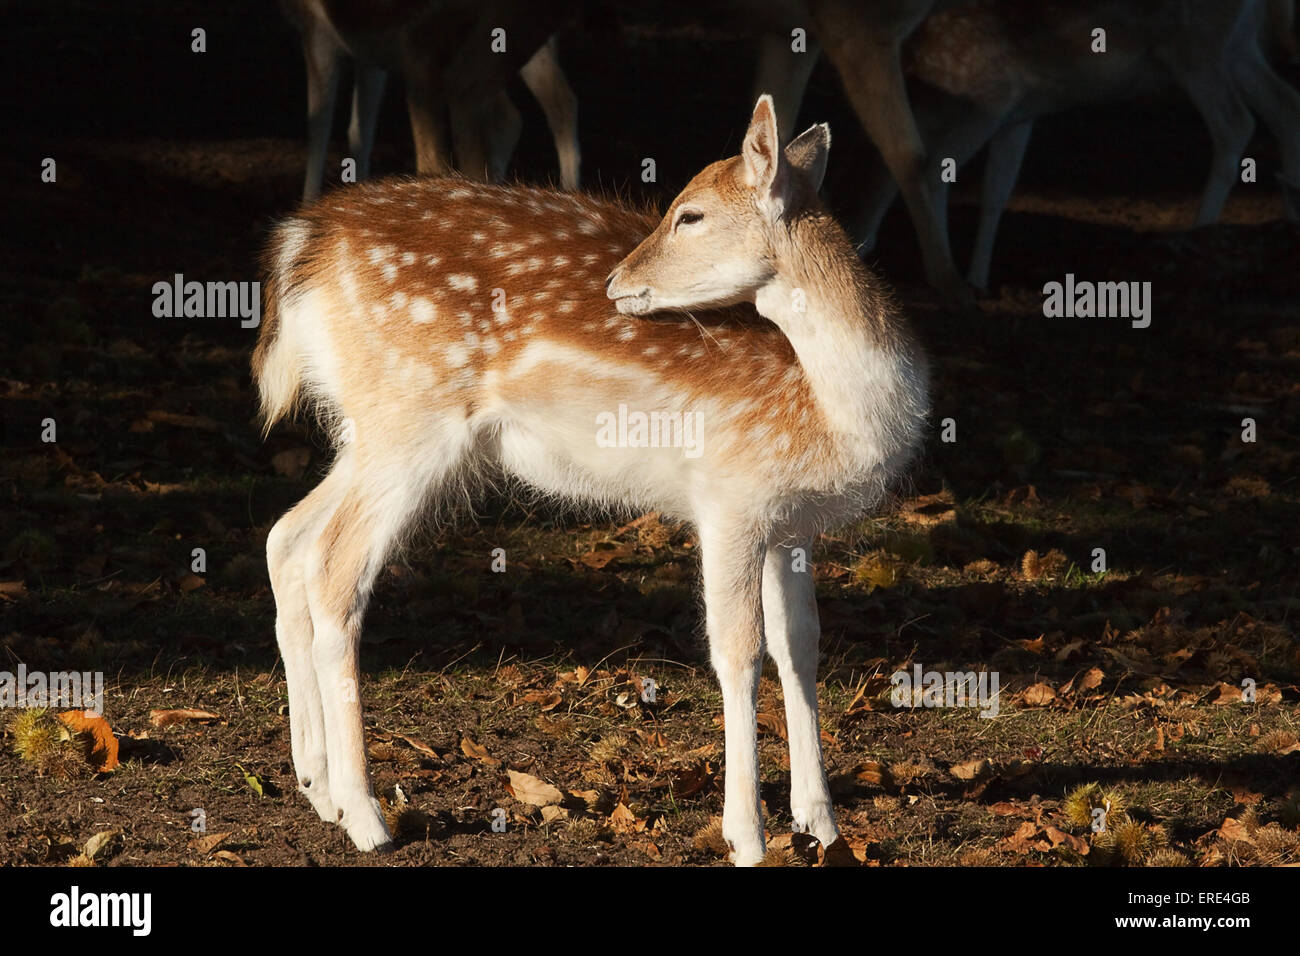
[{"left": 753, "top": 211, "right": 918, "bottom": 440}]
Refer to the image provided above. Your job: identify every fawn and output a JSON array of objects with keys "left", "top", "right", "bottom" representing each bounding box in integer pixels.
[{"left": 254, "top": 95, "right": 929, "bottom": 864}]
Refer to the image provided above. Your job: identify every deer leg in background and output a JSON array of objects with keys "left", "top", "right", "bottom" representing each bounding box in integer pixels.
[
  {"left": 753, "top": 30, "right": 823, "bottom": 143},
  {"left": 520, "top": 36, "right": 581, "bottom": 188},
  {"left": 347, "top": 62, "right": 388, "bottom": 182},
  {"left": 1164, "top": 59, "right": 1256, "bottom": 225},
  {"left": 1230, "top": 42, "right": 1300, "bottom": 219},
  {"left": 402, "top": 47, "right": 454, "bottom": 175},
  {"left": 968, "top": 118, "right": 1033, "bottom": 289},
  {"left": 806, "top": 0, "right": 971, "bottom": 302},
  {"left": 301, "top": 20, "right": 341, "bottom": 201}
]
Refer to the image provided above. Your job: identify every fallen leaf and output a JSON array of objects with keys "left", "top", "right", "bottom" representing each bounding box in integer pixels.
[
  {"left": 82, "top": 829, "right": 123, "bottom": 863},
  {"left": 1020, "top": 683, "right": 1057, "bottom": 707},
  {"left": 150, "top": 708, "right": 224, "bottom": 728},
  {"left": 58, "top": 710, "right": 119, "bottom": 772},
  {"left": 506, "top": 769, "right": 564, "bottom": 807},
  {"left": 609, "top": 802, "right": 644, "bottom": 833},
  {"left": 669, "top": 760, "right": 715, "bottom": 800},
  {"left": 540, "top": 804, "right": 569, "bottom": 824},
  {"left": 178, "top": 572, "right": 205, "bottom": 592},
  {"left": 191, "top": 831, "right": 231, "bottom": 855},
  {"left": 1218, "top": 817, "right": 1255, "bottom": 844},
  {"left": 756, "top": 712, "right": 788, "bottom": 740},
  {"left": 1043, "top": 825, "right": 1089, "bottom": 854},
  {"left": 852, "top": 761, "right": 894, "bottom": 787},
  {"left": 951, "top": 758, "right": 992, "bottom": 781},
  {"left": 461, "top": 736, "right": 501, "bottom": 768},
  {"left": 1071, "top": 667, "right": 1106, "bottom": 695}
]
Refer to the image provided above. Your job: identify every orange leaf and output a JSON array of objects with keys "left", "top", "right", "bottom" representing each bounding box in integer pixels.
[{"left": 58, "top": 710, "right": 119, "bottom": 772}]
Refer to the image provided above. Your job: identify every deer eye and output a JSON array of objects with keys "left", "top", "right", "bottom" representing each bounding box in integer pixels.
[{"left": 674, "top": 209, "right": 704, "bottom": 230}]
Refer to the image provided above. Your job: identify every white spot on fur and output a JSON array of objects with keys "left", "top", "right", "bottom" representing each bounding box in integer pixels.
[{"left": 411, "top": 297, "right": 436, "bottom": 324}]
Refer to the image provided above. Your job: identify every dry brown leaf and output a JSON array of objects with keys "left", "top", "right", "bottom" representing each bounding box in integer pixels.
[
  {"left": 1020, "top": 683, "right": 1057, "bottom": 707},
  {"left": 951, "top": 758, "right": 992, "bottom": 781},
  {"left": 390, "top": 732, "right": 439, "bottom": 760},
  {"left": 460, "top": 736, "right": 501, "bottom": 768},
  {"left": 58, "top": 710, "right": 119, "bottom": 772},
  {"left": 756, "top": 711, "right": 788, "bottom": 740},
  {"left": 1218, "top": 817, "right": 1255, "bottom": 844},
  {"left": 852, "top": 761, "right": 893, "bottom": 787},
  {"left": 178, "top": 572, "right": 205, "bottom": 592},
  {"left": 609, "top": 802, "right": 644, "bottom": 833},
  {"left": 540, "top": 804, "right": 569, "bottom": 824},
  {"left": 82, "top": 829, "right": 123, "bottom": 863},
  {"left": 1209, "top": 682, "right": 1246, "bottom": 705},
  {"left": 191, "top": 831, "right": 232, "bottom": 855},
  {"left": 213, "top": 850, "right": 247, "bottom": 866},
  {"left": 1075, "top": 667, "right": 1105, "bottom": 694},
  {"left": 669, "top": 760, "right": 715, "bottom": 800},
  {"left": 1043, "top": 825, "right": 1089, "bottom": 855},
  {"left": 150, "top": 708, "right": 224, "bottom": 728},
  {"left": 506, "top": 769, "right": 564, "bottom": 807}
]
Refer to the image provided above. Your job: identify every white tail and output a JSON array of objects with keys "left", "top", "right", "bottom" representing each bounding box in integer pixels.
[
  {"left": 281, "top": 0, "right": 580, "bottom": 201},
  {"left": 255, "top": 95, "right": 929, "bottom": 864}
]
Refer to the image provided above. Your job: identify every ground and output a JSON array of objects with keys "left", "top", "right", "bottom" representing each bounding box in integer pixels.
[{"left": 1, "top": 1, "right": 1298, "bottom": 867}]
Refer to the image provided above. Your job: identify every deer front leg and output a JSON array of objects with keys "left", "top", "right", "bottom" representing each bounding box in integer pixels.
[
  {"left": 969, "top": 118, "right": 1033, "bottom": 289},
  {"left": 698, "top": 516, "right": 768, "bottom": 866},
  {"left": 763, "top": 539, "right": 838, "bottom": 849}
]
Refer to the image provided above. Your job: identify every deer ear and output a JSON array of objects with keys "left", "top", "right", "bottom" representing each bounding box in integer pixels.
[
  {"left": 742, "top": 95, "right": 782, "bottom": 198},
  {"left": 784, "top": 123, "right": 830, "bottom": 193}
]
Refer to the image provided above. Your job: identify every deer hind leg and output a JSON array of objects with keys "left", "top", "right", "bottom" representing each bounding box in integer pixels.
[
  {"left": 347, "top": 62, "right": 388, "bottom": 183},
  {"left": 808, "top": 0, "right": 969, "bottom": 301},
  {"left": 301, "top": 23, "right": 342, "bottom": 202},
  {"left": 697, "top": 513, "right": 768, "bottom": 866},
  {"left": 762, "top": 539, "right": 838, "bottom": 849},
  {"left": 519, "top": 36, "right": 581, "bottom": 189},
  {"left": 1229, "top": 45, "right": 1300, "bottom": 219},
  {"left": 267, "top": 460, "right": 353, "bottom": 823},
  {"left": 752, "top": 30, "right": 823, "bottom": 143},
  {"left": 1163, "top": 59, "right": 1256, "bottom": 226},
  {"left": 302, "top": 438, "right": 468, "bottom": 850},
  {"left": 403, "top": 53, "right": 454, "bottom": 176}
]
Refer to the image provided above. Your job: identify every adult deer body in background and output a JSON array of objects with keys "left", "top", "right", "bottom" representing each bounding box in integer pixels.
[
  {"left": 853, "top": 0, "right": 1300, "bottom": 288},
  {"left": 254, "top": 96, "right": 928, "bottom": 864},
  {"left": 282, "top": 0, "right": 580, "bottom": 200}
]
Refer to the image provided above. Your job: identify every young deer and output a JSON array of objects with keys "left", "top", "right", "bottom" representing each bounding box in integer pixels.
[{"left": 254, "top": 96, "right": 929, "bottom": 864}]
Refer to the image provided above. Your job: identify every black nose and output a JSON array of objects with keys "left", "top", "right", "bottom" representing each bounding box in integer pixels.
[{"left": 605, "top": 268, "right": 619, "bottom": 292}]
